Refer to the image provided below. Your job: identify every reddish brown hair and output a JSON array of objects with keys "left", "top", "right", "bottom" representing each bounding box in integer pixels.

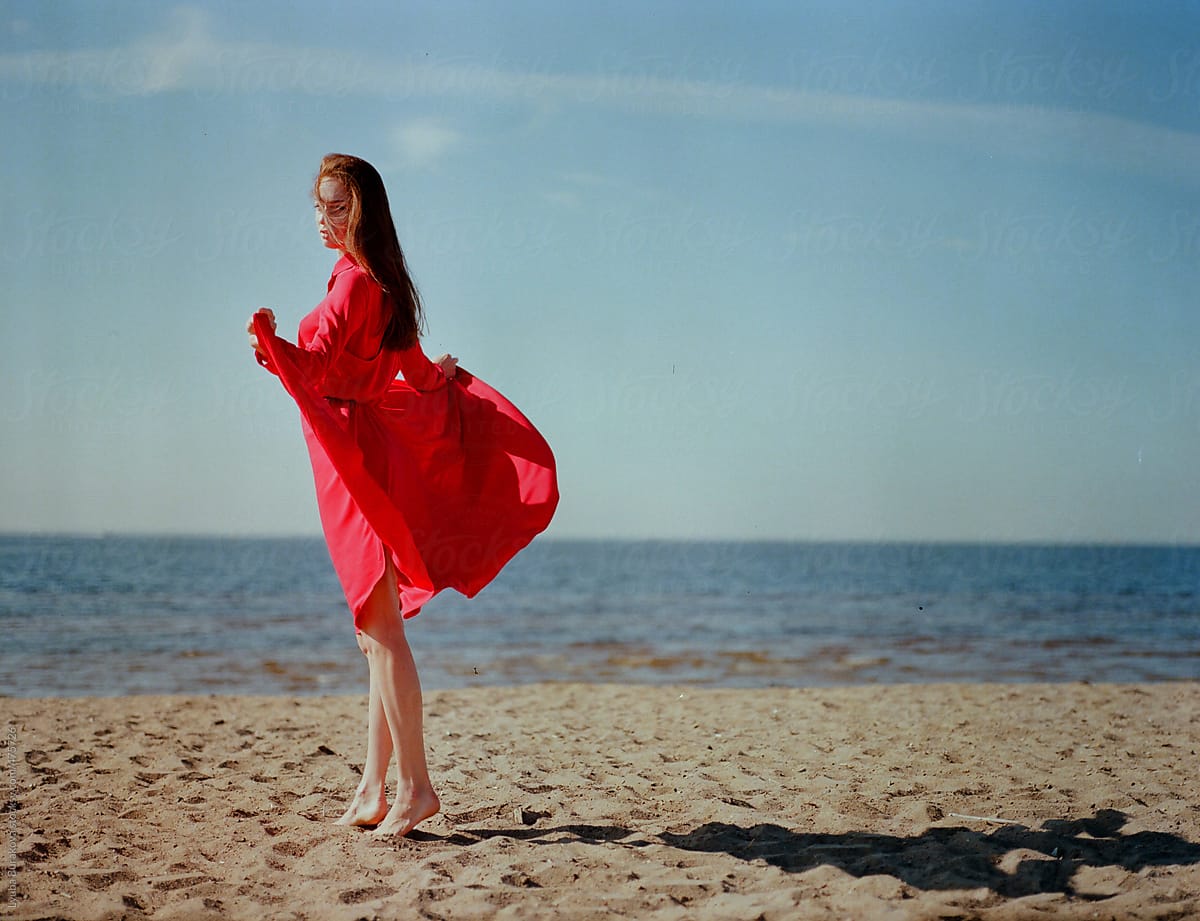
[{"left": 314, "top": 153, "right": 424, "bottom": 349}]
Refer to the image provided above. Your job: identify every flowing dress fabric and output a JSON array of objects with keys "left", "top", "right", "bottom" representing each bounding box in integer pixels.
[{"left": 254, "top": 255, "right": 558, "bottom": 626}]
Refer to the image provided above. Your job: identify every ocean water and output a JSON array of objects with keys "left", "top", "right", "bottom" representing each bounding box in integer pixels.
[{"left": 0, "top": 536, "right": 1197, "bottom": 697}]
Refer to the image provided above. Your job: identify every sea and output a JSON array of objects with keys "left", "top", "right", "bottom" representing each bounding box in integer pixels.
[{"left": 1, "top": 535, "right": 1197, "bottom": 697}]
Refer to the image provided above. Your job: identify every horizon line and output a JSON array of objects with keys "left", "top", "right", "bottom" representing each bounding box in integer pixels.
[{"left": 2, "top": 530, "right": 1198, "bottom": 549}]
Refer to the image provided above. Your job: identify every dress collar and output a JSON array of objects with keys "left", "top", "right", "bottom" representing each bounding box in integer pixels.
[{"left": 331, "top": 252, "right": 359, "bottom": 277}]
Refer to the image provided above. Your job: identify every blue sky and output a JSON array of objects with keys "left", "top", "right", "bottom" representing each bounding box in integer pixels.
[{"left": 2, "top": 1, "right": 1198, "bottom": 542}]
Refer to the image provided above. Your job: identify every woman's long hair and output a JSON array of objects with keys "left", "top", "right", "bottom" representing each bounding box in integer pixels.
[{"left": 314, "top": 154, "right": 425, "bottom": 350}]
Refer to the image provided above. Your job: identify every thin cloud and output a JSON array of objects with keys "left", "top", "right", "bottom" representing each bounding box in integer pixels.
[
  {"left": 0, "top": 6, "right": 218, "bottom": 96},
  {"left": 3, "top": 5, "right": 1198, "bottom": 185},
  {"left": 540, "top": 188, "right": 581, "bottom": 209},
  {"left": 391, "top": 119, "right": 462, "bottom": 169}
]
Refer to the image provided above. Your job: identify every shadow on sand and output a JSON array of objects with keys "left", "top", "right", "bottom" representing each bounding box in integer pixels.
[{"left": 412, "top": 809, "right": 1199, "bottom": 900}]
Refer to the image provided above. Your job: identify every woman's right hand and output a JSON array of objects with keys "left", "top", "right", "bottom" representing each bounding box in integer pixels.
[
  {"left": 247, "top": 308, "right": 277, "bottom": 354},
  {"left": 435, "top": 353, "right": 458, "bottom": 380}
]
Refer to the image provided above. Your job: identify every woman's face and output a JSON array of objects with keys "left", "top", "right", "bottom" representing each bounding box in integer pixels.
[{"left": 314, "top": 176, "right": 350, "bottom": 250}]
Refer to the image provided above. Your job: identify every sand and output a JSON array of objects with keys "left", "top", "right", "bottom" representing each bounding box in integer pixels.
[{"left": 3, "top": 682, "right": 1198, "bottom": 920}]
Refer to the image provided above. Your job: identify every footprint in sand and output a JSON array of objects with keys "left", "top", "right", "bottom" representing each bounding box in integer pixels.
[
  {"left": 339, "top": 885, "right": 397, "bottom": 904},
  {"left": 25, "top": 749, "right": 50, "bottom": 766},
  {"left": 271, "top": 839, "right": 317, "bottom": 858},
  {"left": 82, "top": 870, "right": 137, "bottom": 891},
  {"left": 134, "top": 771, "right": 168, "bottom": 785},
  {"left": 446, "top": 804, "right": 513, "bottom": 825},
  {"left": 17, "top": 835, "right": 71, "bottom": 863},
  {"left": 150, "top": 873, "right": 214, "bottom": 891}
]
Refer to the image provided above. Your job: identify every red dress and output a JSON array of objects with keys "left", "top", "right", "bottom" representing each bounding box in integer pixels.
[{"left": 253, "top": 254, "right": 558, "bottom": 626}]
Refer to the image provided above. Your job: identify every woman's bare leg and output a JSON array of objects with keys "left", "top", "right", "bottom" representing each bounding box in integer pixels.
[
  {"left": 334, "top": 649, "right": 392, "bottom": 826},
  {"left": 351, "top": 557, "right": 440, "bottom": 836}
]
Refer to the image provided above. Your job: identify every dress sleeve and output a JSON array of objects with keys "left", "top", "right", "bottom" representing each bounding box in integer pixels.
[
  {"left": 254, "top": 270, "right": 374, "bottom": 387},
  {"left": 396, "top": 341, "right": 447, "bottom": 392}
]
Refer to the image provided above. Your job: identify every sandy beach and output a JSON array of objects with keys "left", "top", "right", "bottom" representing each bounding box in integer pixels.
[{"left": 4, "top": 682, "right": 1198, "bottom": 920}]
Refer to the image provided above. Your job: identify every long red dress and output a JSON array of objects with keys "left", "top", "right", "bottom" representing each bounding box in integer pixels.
[{"left": 253, "top": 254, "right": 558, "bottom": 627}]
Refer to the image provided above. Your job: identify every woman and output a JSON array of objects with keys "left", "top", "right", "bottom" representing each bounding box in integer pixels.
[{"left": 247, "top": 154, "right": 558, "bottom": 837}]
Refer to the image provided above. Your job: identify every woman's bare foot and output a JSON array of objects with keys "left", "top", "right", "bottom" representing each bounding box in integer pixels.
[
  {"left": 334, "top": 785, "right": 390, "bottom": 827},
  {"left": 368, "top": 786, "right": 441, "bottom": 837}
]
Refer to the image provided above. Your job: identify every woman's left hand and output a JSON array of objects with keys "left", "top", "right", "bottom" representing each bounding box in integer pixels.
[{"left": 435, "top": 353, "right": 458, "bottom": 380}]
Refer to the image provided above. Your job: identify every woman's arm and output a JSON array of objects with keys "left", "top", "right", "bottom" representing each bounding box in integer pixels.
[
  {"left": 246, "top": 271, "right": 372, "bottom": 384},
  {"left": 395, "top": 343, "right": 457, "bottom": 391}
]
